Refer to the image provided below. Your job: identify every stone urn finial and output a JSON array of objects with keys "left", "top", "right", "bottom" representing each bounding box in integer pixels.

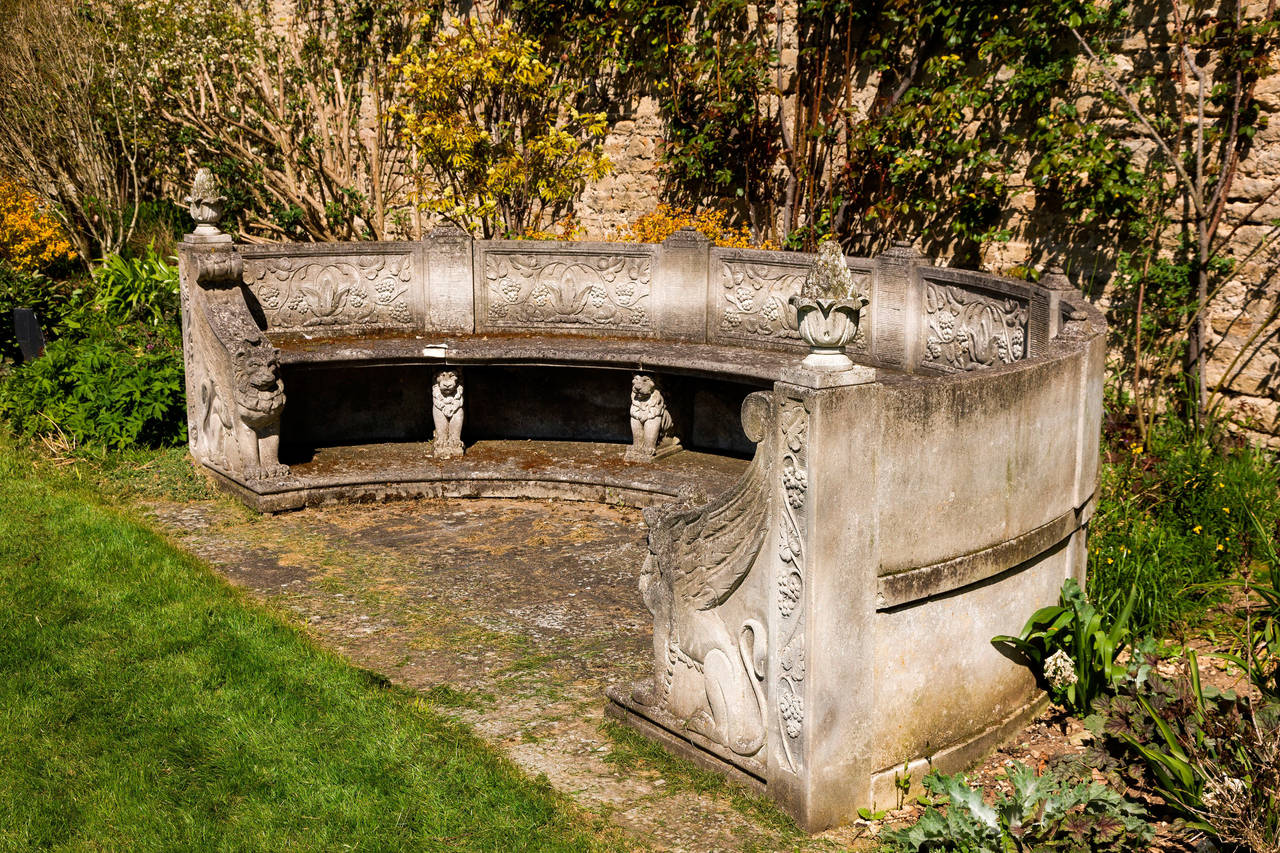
[
  {"left": 788, "top": 240, "right": 870, "bottom": 370},
  {"left": 185, "top": 168, "right": 227, "bottom": 237}
]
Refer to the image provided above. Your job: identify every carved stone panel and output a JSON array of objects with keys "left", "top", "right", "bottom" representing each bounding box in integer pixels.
[
  {"left": 776, "top": 397, "right": 809, "bottom": 774},
  {"left": 483, "top": 251, "right": 653, "bottom": 332},
  {"left": 717, "top": 259, "right": 869, "bottom": 351},
  {"left": 623, "top": 392, "right": 774, "bottom": 772},
  {"left": 923, "top": 282, "right": 1028, "bottom": 371},
  {"left": 243, "top": 254, "right": 415, "bottom": 331}
]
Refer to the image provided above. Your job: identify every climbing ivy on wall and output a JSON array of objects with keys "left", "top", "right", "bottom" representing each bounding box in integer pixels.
[
  {"left": 507, "top": 0, "right": 1152, "bottom": 260},
  {"left": 784, "top": 0, "right": 1147, "bottom": 259}
]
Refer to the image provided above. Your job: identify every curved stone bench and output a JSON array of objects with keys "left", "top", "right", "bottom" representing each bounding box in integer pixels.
[{"left": 177, "top": 226, "right": 1104, "bottom": 831}]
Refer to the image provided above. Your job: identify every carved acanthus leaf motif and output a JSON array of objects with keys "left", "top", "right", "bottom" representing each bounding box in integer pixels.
[
  {"left": 243, "top": 255, "right": 414, "bottom": 330},
  {"left": 923, "top": 283, "right": 1028, "bottom": 371},
  {"left": 485, "top": 252, "right": 653, "bottom": 331}
]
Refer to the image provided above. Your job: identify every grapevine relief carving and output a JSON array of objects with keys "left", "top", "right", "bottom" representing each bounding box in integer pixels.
[
  {"left": 719, "top": 261, "right": 803, "bottom": 341},
  {"left": 485, "top": 252, "right": 652, "bottom": 331},
  {"left": 777, "top": 397, "right": 808, "bottom": 772},
  {"left": 720, "top": 260, "right": 869, "bottom": 348},
  {"left": 243, "top": 255, "right": 414, "bottom": 330},
  {"left": 923, "top": 282, "right": 1028, "bottom": 371}
]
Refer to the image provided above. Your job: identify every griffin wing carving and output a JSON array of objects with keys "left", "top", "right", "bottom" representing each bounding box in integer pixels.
[{"left": 633, "top": 392, "right": 774, "bottom": 757}]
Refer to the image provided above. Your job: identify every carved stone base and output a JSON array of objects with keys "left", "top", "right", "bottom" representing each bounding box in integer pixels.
[
  {"left": 799, "top": 348, "right": 855, "bottom": 371},
  {"left": 605, "top": 684, "right": 767, "bottom": 786},
  {"left": 624, "top": 437, "right": 682, "bottom": 462},
  {"left": 244, "top": 463, "right": 292, "bottom": 482},
  {"left": 432, "top": 438, "right": 465, "bottom": 459}
]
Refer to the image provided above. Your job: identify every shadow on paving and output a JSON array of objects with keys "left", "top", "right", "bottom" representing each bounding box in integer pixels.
[{"left": 147, "top": 495, "right": 864, "bottom": 852}]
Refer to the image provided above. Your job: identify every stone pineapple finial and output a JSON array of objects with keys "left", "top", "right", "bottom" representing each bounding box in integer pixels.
[
  {"left": 185, "top": 168, "right": 227, "bottom": 237},
  {"left": 789, "top": 240, "right": 870, "bottom": 370},
  {"left": 801, "top": 240, "right": 859, "bottom": 300}
]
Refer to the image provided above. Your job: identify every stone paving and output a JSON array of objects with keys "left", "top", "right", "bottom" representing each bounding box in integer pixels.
[{"left": 147, "top": 493, "right": 864, "bottom": 852}]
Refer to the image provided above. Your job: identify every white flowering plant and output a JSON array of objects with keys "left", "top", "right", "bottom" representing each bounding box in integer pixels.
[{"left": 993, "top": 578, "right": 1138, "bottom": 715}]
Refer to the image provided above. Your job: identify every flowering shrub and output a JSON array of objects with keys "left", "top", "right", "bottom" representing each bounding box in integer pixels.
[
  {"left": 614, "top": 204, "right": 776, "bottom": 249},
  {"left": 392, "top": 17, "right": 610, "bottom": 238},
  {"left": 519, "top": 215, "right": 586, "bottom": 241},
  {"left": 0, "top": 177, "right": 74, "bottom": 272}
]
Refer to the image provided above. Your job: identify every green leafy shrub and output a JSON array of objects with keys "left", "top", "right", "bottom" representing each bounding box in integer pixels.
[
  {"left": 0, "top": 321, "right": 185, "bottom": 449},
  {"left": 993, "top": 578, "right": 1136, "bottom": 715},
  {"left": 92, "top": 246, "right": 179, "bottom": 326},
  {"left": 1089, "top": 416, "right": 1280, "bottom": 634},
  {"left": 880, "top": 763, "right": 1152, "bottom": 852},
  {"left": 1087, "top": 653, "right": 1280, "bottom": 852},
  {"left": 0, "top": 263, "right": 88, "bottom": 362},
  {"left": 0, "top": 245, "right": 187, "bottom": 449}
]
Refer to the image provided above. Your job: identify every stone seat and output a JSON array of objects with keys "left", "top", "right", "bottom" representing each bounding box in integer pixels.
[
  {"left": 268, "top": 330, "right": 842, "bottom": 384},
  {"left": 227, "top": 438, "right": 750, "bottom": 513},
  {"left": 177, "top": 226, "right": 1105, "bottom": 831}
]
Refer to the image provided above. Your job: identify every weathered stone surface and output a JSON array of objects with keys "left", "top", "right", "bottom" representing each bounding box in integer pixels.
[{"left": 177, "top": 228, "right": 1105, "bottom": 831}]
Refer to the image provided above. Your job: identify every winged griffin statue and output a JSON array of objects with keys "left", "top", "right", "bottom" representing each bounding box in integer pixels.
[{"left": 628, "top": 392, "right": 774, "bottom": 757}]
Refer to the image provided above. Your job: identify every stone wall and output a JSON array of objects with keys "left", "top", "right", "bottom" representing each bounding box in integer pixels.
[{"left": 561, "top": 3, "right": 1280, "bottom": 448}]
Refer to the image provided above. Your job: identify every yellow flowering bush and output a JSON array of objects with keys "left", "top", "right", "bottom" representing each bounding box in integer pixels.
[
  {"left": 520, "top": 215, "right": 586, "bottom": 241},
  {"left": 613, "top": 204, "right": 777, "bottom": 250},
  {"left": 392, "top": 17, "right": 610, "bottom": 238},
  {"left": 0, "top": 177, "right": 74, "bottom": 272}
]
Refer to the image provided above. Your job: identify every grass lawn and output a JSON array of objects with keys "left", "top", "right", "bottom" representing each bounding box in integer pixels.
[{"left": 0, "top": 440, "right": 619, "bottom": 851}]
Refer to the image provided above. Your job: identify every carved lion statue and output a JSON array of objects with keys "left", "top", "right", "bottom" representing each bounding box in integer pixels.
[
  {"left": 233, "top": 336, "right": 286, "bottom": 429},
  {"left": 626, "top": 374, "right": 679, "bottom": 461},
  {"left": 432, "top": 369, "right": 465, "bottom": 458},
  {"left": 229, "top": 329, "right": 288, "bottom": 480}
]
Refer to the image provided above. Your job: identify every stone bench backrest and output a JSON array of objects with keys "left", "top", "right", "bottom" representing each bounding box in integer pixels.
[{"left": 237, "top": 232, "right": 1063, "bottom": 376}]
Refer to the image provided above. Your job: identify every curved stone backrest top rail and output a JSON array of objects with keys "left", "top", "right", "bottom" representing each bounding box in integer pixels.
[
  {"left": 226, "top": 229, "right": 1080, "bottom": 373},
  {"left": 177, "top": 226, "right": 1105, "bottom": 832}
]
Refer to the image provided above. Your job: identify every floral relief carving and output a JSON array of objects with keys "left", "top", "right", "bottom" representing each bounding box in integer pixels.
[
  {"left": 718, "top": 261, "right": 804, "bottom": 341},
  {"left": 719, "top": 260, "right": 869, "bottom": 349},
  {"left": 777, "top": 396, "right": 809, "bottom": 772},
  {"left": 243, "top": 255, "right": 414, "bottom": 330},
  {"left": 485, "top": 252, "right": 652, "bottom": 331},
  {"left": 923, "top": 282, "right": 1028, "bottom": 371}
]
